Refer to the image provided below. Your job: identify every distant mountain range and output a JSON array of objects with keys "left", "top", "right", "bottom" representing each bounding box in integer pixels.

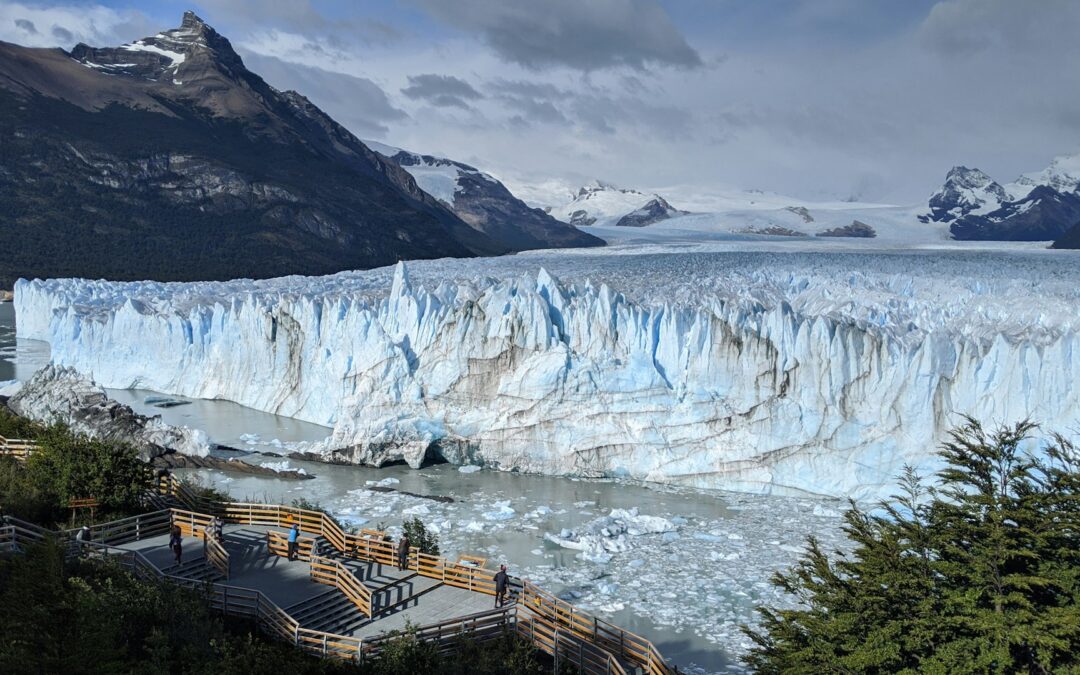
[
  {"left": 920, "top": 155, "right": 1080, "bottom": 244},
  {"left": 0, "top": 12, "right": 597, "bottom": 287},
  {"left": 549, "top": 181, "right": 688, "bottom": 228}
]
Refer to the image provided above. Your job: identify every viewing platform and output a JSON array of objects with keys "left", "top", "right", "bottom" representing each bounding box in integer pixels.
[{"left": 0, "top": 468, "right": 673, "bottom": 675}]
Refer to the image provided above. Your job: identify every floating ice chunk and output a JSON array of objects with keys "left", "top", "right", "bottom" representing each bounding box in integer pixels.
[
  {"left": 402, "top": 504, "right": 431, "bottom": 516},
  {"left": 239, "top": 433, "right": 260, "bottom": 444},
  {"left": 457, "top": 465, "right": 482, "bottom": 473},
  {"left": 597, "top": 581, "right": 619, "bottom": 595},
  {"left": 365, "top": 477, "right": 400, "bottom": 487},
  {"left": 482, "top": 500, "right": 516, "bottom": 521}
]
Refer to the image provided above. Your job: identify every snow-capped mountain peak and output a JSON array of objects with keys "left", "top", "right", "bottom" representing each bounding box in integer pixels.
[
  {"left": 1009, "top": 152, "right": 1080, "bottom": 197},
  {"left": 922, "top": 165, "right": 1011, "bottom": 223},
  {"left": 554, "top": 180, "right": 686, "bottom": 227},
  {"left": 923, "top": 152, "right": 1080, "bottom": 242},
  {"left": 70, "top": 11, "right": 242, "bottom": 86},
  {"left": 575, "top": 180, "right": 644, "bottom": 199}
]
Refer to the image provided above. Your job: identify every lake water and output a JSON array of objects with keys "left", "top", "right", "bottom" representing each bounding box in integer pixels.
[{"left": 0, "top": 298, "right": 847, "bottom": 674}]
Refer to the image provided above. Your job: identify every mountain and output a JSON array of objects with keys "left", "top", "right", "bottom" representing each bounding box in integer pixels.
[
  {"left": 921, "top": 166, "right": 1011, "bottom": 223},
  {"left": 0, "top": 12, "right": 571, "bottom": 287},
  {"left": 552, "top": 181, "right": 687, "bottom": 227},
  {"left": 614, "top": 196, "right": 688, "bottom": 227},
  {"left": 365, "top": 142, "right": 601, "bottom": 251},
  {"left": 922, "top": 154, "right": 1080, "bottom": 241},
  {"left": 951, "top": 186, "right": 1080, "bottom": 241}
]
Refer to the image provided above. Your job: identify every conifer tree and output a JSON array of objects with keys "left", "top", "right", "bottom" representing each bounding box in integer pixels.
[{"left": 744, "top": 418, "right": 1080, "bottom": 674}]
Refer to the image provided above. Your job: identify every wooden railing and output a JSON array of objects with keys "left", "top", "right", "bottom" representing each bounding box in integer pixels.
[
  {"left": 170, "top": 507, "right": 214, "bottom": 538},
  {"left": 310, "top": 555, "right": 372, "bottom": 617},
  {"left": 365, "top": 605, "right": 515, "bottom": 657},
  {"left": 521, "top": 582, "right": 668, "bottom": 675},
  {"left": 204, "top": 535, "right": 230, "bottom": 580},
  {"left": 85, "top": 509, "right": 172, "bottom": 545},
  {"left": 0, "top": 434, "right": 37, "bottom": 460},
  {"left": 0, "top": 522, "right": 46, "bottom": 552},
  {"left": 156, "top": 475, "right": 219, "bottom": 513},
  {"left": 516, "top": 602, "right": 628, "bottom": 675}
]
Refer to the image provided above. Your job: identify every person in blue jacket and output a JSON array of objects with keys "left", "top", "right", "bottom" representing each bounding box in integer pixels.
[{"left": 287, "top": 523, "right": 300, "bottom": 560}]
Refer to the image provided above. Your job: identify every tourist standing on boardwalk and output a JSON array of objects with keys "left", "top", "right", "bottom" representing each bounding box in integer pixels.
[
  {"left": 169, "top": 526, "right": 183, "bottom": 565},
  {"left": 494, "top": 564, "right": 509, "bottom": 607},
  {"left": 397, "top": 533, "right": 410, "bottom": 570},
  {"left": 287, "top": 523, "right": 300, "bottom": 560}
]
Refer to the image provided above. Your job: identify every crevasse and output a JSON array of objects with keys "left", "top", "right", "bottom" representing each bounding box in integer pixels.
[{"left": 15, "top": 257, "right": 1080, "bottom": 500}]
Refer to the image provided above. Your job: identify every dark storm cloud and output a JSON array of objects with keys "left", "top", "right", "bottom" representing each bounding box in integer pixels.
[
  {"left": 242, "top": 53, "right": 407, "bottom": 136},
  {"left": 14, "top": 18, "right": 36, "bottom": 34},
  {"left": 401, "top": 74, "right": 483, "bottom": 109},
  {"left": 51, "top": 25, "right": 73, "bottom": 42},
  {"left": 411, "top": 0, "right": 702, "bottom": 71}
]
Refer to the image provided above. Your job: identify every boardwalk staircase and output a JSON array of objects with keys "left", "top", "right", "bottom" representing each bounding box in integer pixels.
[
  {"left": 310, "top": 537, "right": 442, "bottom": 619},
  {"left": 165, "top": 556, "right": 224, "bottom": 583},
  {"left": 287, "top": 589, "right": 370, "bottom": 635}
]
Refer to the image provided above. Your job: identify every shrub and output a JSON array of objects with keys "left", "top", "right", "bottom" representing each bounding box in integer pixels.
[
  {"left": 402, "top": 517, "right": 440, "bottom": 556},
  {"left": 25, "top": 425, "right": 152, "bottom": 514}
]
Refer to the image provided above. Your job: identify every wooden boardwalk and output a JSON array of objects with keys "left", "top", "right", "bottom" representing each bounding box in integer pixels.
[
  {"left": 0, "top": 460, "right": 673, "bottom": 675},
  {"left": 115, "top": 523, "right": 496, "bottom": 637}
]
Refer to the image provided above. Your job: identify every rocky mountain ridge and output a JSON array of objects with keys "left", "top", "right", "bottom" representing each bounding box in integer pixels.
[
  {"left": 366, "top": 142, "right": 602, "bottom": 251},
  {"left": 922, "top": 154, "right": 1080, "bottom": 242},
  {"left": 0, "top": 12, "right": 597, "bottom": 286}
]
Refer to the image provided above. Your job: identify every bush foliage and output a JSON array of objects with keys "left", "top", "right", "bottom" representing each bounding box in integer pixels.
[
  {"left": 744, "top": 418, "right": 1080, "bottom": 674},
  {"left": 402, "top": 516, "right": 441, "bottom": 556},
  {"left": 0, "top": 411, "right": 153, "bottom": 525}
]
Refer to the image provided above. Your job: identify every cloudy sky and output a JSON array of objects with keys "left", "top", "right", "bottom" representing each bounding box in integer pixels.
[{"left": 2, "top": 0, "right": 1079, "bottom": 204}]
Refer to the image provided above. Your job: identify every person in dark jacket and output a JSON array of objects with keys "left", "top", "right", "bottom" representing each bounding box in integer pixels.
[
  {"left": 397, "top": 534, "right": 410, "bottom": 570},
  {"left": 494, "top": 564, "right": 510, "bottom": 607},
  {"left": 169, "top": 526, "right": 183, "bottom": 566}
]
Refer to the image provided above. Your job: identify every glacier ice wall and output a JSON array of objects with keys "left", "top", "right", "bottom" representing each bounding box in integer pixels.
[{"left": 15, "top": 249, "right": 1080, "bottom": 499}]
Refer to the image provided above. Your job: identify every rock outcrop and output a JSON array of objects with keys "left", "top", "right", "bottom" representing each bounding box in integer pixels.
[
  {"left": 615, "top": 197, "right": 688, "bottom": 227},
  {"left": 816, "top": 220, "right": 877, "bottom": 238},
  {"left": 8, "top": 365, "right": 211, "bottom": 459}
]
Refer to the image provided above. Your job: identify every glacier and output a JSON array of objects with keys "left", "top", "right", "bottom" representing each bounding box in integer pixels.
[{"left": 15, "top": 245, "right": 1080, "bottom": 499}]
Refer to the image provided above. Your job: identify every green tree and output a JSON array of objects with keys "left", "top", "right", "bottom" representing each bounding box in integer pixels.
[
  {"left": 744, "top": 419, "right": 1080, "bottom": 674},
  {"left": 24, "top": 425, "right": 152, "bottom": 513},
  {"left": 402, "top": 517, "right": 440, "bottom": 556}
]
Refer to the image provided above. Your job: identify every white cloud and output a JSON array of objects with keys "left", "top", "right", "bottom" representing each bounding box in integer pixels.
[{"left": 0, "top": 2, "right": 153, "bottom": 49}]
